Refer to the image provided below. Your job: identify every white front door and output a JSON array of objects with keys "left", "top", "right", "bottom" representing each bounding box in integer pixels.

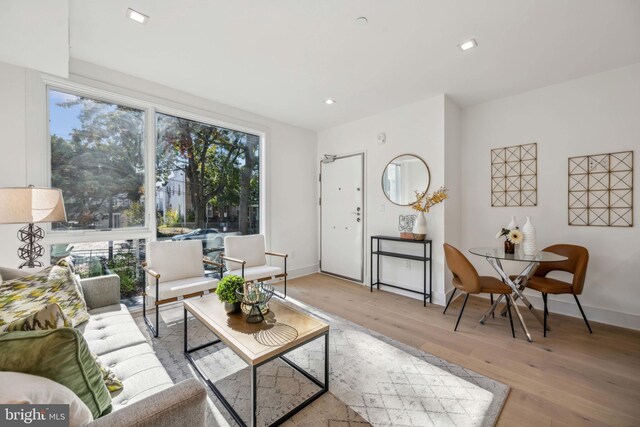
[{"left": 320, "top": 153, "right": 364, "bottom": 282}]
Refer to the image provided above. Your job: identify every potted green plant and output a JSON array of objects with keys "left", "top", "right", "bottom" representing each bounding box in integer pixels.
[{"left": 215, "top": 275, "right": 245, "bottom": 315}]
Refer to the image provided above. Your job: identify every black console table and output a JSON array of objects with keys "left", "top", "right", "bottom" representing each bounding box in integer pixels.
[{"left": 370, "top": 235, "right": 432, "bottom": 306}]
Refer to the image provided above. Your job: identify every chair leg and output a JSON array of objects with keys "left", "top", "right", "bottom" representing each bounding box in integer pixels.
[
  {"left": 490, "top": 294, "right": 494, "bottom": 318},
  {"left": 506, "top": 296, "right": 515, "bottom": 338},
  {"left": 443, "top": 288, "right": 457, "bottom": 314},
  {"left": 573, "top": 295, "right": 593, "bottom": 334},
  {"left": 155, "top": 303, "right": 159, "bottom": 338},
  {"left": 454, "top": 293, "right": 469, "bottom": 331},
  {"left": 542, "top": 293, "right": 548, "bottom": 337},
  {"left": 142, "top": 296, "right": 159, "bottom": 338},
  {"left": 283, "top": 257, "right": 287, "bottom": 298}
]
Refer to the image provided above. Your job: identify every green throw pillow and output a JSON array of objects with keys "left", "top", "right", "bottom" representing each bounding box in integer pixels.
[
  {"left": 4, "top": 303, "right": 124, "bottom": 394},
  {"left": 4, "top": 302, "right": 71, "bottom": 331},
  {"left": 0, "top": 265, "right": 89, "bottom": 331},
  {"left": 0, "top": 328, "right": 112, "bottom": 419}
]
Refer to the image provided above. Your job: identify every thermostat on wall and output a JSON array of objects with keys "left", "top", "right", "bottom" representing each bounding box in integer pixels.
[{"left": 377, "top": 132, "right": 386, "bottom": 145}]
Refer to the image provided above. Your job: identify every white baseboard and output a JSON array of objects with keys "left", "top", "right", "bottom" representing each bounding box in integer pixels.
[
  {"left": 288, "top": 264, "right": 319, "bottom": 280},
  {"left": 521, "top": 293, "right": 640, "bottom": 331},
  {"left": 445, "top": 288, "right": 640, "bottom": 331}
]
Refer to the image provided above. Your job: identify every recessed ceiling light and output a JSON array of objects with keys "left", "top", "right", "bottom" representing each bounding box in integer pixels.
[
  {"left": 458, "top": 39, "right": 477, "bottom": 51},
  {"left": 355, "top": 16, "right": 368, "bottom": 25},
  {"left": 126, "top": 8, "right": 148, "bottom": 24},
  {"left": 325, "top": 99, "right": 336, "bottom": 105}
]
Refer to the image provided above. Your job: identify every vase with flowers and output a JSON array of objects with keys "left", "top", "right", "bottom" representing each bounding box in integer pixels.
[
  {"left": 496, "top": 227, "right": 524, "bottom": 254},
  {"left": 411, "top": 186, "right": 448, "bottom": 240}
]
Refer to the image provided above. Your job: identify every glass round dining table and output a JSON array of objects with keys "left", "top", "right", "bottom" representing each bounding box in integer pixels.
[
  {"left": 469, "top": 247, "right": 567, "bottom": 263},
  {"left": 468, "top": 247, "right": 568, "bottom": 342}
]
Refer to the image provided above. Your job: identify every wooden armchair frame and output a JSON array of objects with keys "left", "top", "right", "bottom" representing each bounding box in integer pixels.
[
  {"left": 220, "top": 252, "right": 288, "bottom": 297},
  {"left": 141, "top": 257, "right": 223, "bottom": 337}
]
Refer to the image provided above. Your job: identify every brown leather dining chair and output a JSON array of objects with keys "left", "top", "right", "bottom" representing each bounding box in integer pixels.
[
  {"left": 526, "top": 244, "right": 591, "bottom": 337},
  {"left": 443, "top": 244, "right": 516, "bottom": 336}
]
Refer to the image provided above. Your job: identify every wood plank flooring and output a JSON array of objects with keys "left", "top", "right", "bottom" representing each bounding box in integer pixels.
[{"left": 276, "top": 273, "right": 640, "bottom": 426}]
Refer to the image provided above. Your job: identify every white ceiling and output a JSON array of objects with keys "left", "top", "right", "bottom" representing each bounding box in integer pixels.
[{"left": 69, "top": 0, "right": 640, "bottom": 130}]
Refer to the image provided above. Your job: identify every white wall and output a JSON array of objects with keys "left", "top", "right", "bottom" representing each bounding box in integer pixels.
[
  {"left": 0, "top": 59, "right": 318, "bottom": 277},
  {"left": 0, "top": 62, "right": 29, "bottom": 266},
  {"left": 460, "top": 63, "right": 640, "bottom": 329},
  {"left": 443, "top": 97, "right": 462, "bottom": 297},
  {"left": 318, "top": 95, "right": 457, "bottom": 305},
  {"left": 0, "top": 0, "right": 69, "bottom": 77}
]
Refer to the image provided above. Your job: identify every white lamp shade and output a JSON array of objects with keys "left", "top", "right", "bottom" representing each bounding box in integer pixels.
[{"left": 0, "top": 187, "right": 67, "bottom": 224}]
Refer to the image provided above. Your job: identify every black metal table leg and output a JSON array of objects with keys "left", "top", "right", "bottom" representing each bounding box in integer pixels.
[
  {"left": 423, "top": 242, "right": 427, "bottom": 307},
  {"left": 429, "top": 241, "right": 432, "bottom": 303},
  {"left": 370, "top": 236, "right": 373, "bottom": 292},
  {"left": 376, "top": 238, "right": 380, "bottom": 290},
  {"left": 325, "top": 333, "right": 330, "bottom": 389},
  {"left": 184, "top": 310, "right": 329, "bottom": 427},
  {"left": 251, "top": 365, "right": 257, "bottom": 427}
]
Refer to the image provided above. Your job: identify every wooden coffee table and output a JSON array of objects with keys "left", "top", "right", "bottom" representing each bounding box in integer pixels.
[{"left": 183, "top": 295, "right": 329, "bottom": 427}]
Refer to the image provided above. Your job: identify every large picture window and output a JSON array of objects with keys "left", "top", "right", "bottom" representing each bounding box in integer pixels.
[
  {"left": 48, "top": 88, "right": 146, "bottom": 231},
  {"left": 47, "top": 83, "right": 263, "bottom": 303},
  {"left": 155, "top": 113, "right": 260, "bottom": 258}
]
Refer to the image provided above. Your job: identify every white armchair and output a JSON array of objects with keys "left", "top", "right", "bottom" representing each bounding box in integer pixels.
[
  {"left": 142, "top": 240, "right": 221, "bottom": 337},
  {"left": 221, "top": 234, "right": 288, "bottom": 297}
]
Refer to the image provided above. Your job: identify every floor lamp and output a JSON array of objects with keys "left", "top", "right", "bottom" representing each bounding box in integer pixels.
[{"left": 0, "top": 186, "right": 67, "bottom": 269}]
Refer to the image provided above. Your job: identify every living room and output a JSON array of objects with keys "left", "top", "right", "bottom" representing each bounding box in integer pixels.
[{"left": 0, "top": 1, "right": 639, "bottom": 426}]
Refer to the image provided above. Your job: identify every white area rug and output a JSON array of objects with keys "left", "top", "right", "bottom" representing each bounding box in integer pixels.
[{"left": 135, "top": 299, "right": 508, "bottom": 427}]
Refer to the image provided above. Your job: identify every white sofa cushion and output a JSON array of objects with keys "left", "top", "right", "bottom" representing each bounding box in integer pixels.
[
  {"left": 223, "top": 234, "right": 267, "bottom": 270},
  {"left": 96, "top": 343, "right": 173, "bottom": 411},
  {"left": 225, "top": 265, "right": 283, "bottom": 282},
  {"left": 145, "top": 277, "right": 218, "bottom": 301},
  {"left": 146, "top": 240, "right": 204, "bottom": 283},
  {"left": 79, "top": 304, "right": 149, "bottom": 356}
]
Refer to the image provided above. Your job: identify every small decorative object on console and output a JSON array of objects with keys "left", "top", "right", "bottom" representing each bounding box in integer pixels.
[
  {"left": 411, "top": 186, "right": 448, "bottom": 240},
  {"left": 398, "top": 214, "right": 417, "bottom": 239}
]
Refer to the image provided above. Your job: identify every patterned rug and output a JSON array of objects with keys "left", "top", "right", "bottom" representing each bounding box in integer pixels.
[{"left": 134, "top": 298, "right": 508, "bottom": 427}]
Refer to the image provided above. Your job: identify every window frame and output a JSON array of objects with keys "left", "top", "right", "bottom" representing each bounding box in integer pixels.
[{"left": 39, "top": 74, "right": 267, "bottom": 248}]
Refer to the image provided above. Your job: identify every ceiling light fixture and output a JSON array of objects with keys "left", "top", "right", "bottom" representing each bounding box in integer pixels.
[
  {"left": 355, "top": 16, "right": 368, "bottom": 25},
  {"left": 126, "top": 8, "right": 149, "bottom": 24},
  {"left": 325, "top": 99, "right": 336, "bottom": 105},
  {"left": 458, "top": 39, "right": 477, "bottom": 51}
]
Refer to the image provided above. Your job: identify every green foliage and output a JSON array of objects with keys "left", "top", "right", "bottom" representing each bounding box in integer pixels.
[
  {"left": 156, "top": 113, "right": 260, "bottom": 230},
  {"left": 215, "top": 275, "right": 245, "bottom": 303},
  {"left": 163, "top": 208, "right": 180, "bottom": 226},
  {"left": 123, "top": 201, "right": 145, "bottom": 227},
  {"left": 50, "top": 96, "right": 145, "bottom": 229},
  {"left": 106, "top": 252, "right": 141, "bottom": 298}
]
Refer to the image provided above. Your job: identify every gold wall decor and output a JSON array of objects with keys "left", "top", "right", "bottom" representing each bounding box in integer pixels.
[
  {"left": 568, "top": 150, "right": 633, "bottom": 227},
  {"left": 491, "top": 143, "right": 537, "bottom": 207}
]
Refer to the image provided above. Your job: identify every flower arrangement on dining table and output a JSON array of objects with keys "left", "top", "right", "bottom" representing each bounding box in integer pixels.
[{"left": 496, "top": 227, "right": 523, "bottom": 254}]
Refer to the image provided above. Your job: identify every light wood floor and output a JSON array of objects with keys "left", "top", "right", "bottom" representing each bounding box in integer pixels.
[{"left": 276, "top": 273, "right": 640, "bottom": 427}]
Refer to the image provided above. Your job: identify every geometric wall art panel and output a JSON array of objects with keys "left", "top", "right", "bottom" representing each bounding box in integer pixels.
[
  {"left": 568, "top": 150, "right": 633, "bottom": 226},
  {"left": 491, "top": 143, "right": 537, "bottom": 207}
]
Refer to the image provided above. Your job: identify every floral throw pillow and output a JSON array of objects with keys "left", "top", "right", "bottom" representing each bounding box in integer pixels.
[
  {"left": 4, "top": 303, "right": 71, "bottom": 332},
  {"left": 92, "top": 354, "right": 124, "bottom": 393},
  {"left": 0, "top": 265, "right": 90, "bottom": 331}
]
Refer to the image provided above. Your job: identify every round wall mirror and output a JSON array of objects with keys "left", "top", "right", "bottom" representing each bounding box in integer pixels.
[{"left": 381, "top": 154, "right": 431, "bottom": 206}]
